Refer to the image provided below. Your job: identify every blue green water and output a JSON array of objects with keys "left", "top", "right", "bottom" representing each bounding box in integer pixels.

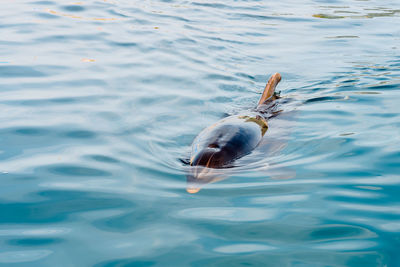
[{"left": 1, "top": 0, "right": 400, "bottom": 266}]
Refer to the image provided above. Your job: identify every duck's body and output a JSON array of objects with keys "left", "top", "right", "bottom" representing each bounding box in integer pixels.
[
  {"left": 190, "top": 112, "right": 268, "bottom": 168},
  {"left": 187, "top": 73, "right": 282, "bottom": 193}
]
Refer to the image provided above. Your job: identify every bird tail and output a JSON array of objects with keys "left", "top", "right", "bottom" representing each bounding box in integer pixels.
[{"left": 257, "top": 73, "right": 281, "bottom": 107}]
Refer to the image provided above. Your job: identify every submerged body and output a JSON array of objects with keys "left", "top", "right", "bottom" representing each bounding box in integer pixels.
[{"left": 187, "top": 73, "right": 282, "bottom": 193}]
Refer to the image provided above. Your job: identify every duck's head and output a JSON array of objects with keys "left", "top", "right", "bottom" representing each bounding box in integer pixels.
[{"left": 186, "top": 147, "right": 230, "bottom": 193}]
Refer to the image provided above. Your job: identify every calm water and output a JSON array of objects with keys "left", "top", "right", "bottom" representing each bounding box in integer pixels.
[{"left": 1, "top": 0, "right": 400, "bottom": 266}]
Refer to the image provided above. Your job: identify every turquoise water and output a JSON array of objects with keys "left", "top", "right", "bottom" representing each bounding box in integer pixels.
[{"left": 1, "top": 0, "right": 400, "bottom": 266}]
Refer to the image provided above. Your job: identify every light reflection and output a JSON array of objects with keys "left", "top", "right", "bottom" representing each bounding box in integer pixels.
[
  {"left": 379, "top": 222, "right": 400, "bottom": 232},
  {"left": 314, "top": 5, "right": 400, "bottom": 19},
  {"left": 251, "top": 194, "right": 308, "bottom": 204},
  {"left": 44, "top": 8, "right": 122, "bottom": 21},
  {"left": 81, "top": 58, "right": 95, "bottom": 62},
  {"left": 0, "top": 228, "right": 70, "bottom": 236},
  {"left": 0, "top": 250, "right": 53, "bottom": 263},
  {"left": 214, "top": 243, "right": 275, "bottom": 254},
  {"left": 340, "top": 203, "right": 400, "bottom": 214},
  {"left": 313, "top": 240, "right": 376, "bottom": 250},
  {"left": 177, "top": 207, "right": 277, "bottom": 222}
]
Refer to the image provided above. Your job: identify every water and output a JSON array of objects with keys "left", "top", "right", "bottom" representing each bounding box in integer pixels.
[{"left": 1, "top": 0, "right": 399, "bottom": 266}]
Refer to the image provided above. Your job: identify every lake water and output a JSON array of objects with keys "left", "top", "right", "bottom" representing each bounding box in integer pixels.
[{"left": 1, "top": 0, "right": 400, "bottom": 266}]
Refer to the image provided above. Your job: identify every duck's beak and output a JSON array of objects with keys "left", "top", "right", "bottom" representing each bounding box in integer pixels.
[
  {"left": 186, "top": 187, "right": 201, "bottom": 194},
  {"left": 186, "top": 166, "right": 226, "bottom": 194}
]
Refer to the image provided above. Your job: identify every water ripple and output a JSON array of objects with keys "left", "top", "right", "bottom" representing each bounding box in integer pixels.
[
  {"left": 0, "top": 250, "right": 53, "bottom": 263},
  {"left": 177, "top": 207, "right": 277, "bottom": 222},
  {"left": 1, "top": 0, "right": 400, "bottom": 265},
  {"left": 214, "top": 243, "right": 275, "bottom": 254}
]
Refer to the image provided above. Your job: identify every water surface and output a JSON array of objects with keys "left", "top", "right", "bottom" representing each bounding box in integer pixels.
[{"left": 0, "top": 0, "right": 400, "bottom": 266}]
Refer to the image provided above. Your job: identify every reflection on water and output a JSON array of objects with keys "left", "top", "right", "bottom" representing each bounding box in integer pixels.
[
  {"left": 314, "top": 5, "right": 400, "bottom": 19},
  {"left": 0, "top": 0, "right": 400, "bottom": 266},
  {"left": 44, "top": 8, "right": 121, "bottom": 21}
]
